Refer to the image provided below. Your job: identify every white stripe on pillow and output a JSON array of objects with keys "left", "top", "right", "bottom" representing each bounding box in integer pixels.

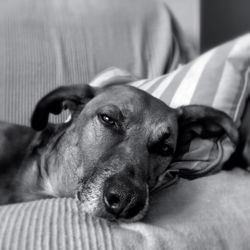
[
  {"left": 170, "top": 48, "right": 216, "bottom": 108},
  {"left": 212, "top": 37, "right": 250, "bottom": 118},
  {"left": 152, "top": 68, "right": 181, "bottom": 98},
  {"left": 139, "top": 76, "right": 165, "bottom": 91},
  {"left": 90, "top": 34, "right": 250, "bottom": 126},
  {"left": 130, "top": 79, "right": 148, "bottom": 87},
  {"left": 90, "top": 67, "right": 136, "bottom": 87},
  {"left": 234, "top": 68, "right": 250, "bottom": 121}
]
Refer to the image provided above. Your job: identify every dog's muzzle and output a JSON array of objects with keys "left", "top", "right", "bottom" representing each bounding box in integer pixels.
[{"left": 103, "top": 174, "right": 148, "bottom": 220}]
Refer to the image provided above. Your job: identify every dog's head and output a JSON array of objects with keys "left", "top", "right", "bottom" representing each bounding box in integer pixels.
[{"left": 30, "top": 83, "right": 238, "bottom": 221}]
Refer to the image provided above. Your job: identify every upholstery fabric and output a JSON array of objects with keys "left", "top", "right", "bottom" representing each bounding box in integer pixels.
[
  {"left": 1, "top": 169, "right": 250, "bottom": 250},
  {"left": 0, "top": 0, "right": 184, "bottom": 126}
]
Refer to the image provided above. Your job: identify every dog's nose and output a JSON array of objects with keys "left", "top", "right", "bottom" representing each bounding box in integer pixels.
[{"left": 103, "top": 176, "right": 147, "bottom": 219}]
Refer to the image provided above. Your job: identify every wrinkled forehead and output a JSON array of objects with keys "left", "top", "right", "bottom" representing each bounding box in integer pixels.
[
  {"left": 98, "top": 85, "right": 152, "bottom": 111},
  {"left": 86, "top": 85, "right": 177, "bottom": 124}
]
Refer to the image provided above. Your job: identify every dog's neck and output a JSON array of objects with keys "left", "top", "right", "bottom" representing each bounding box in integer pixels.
[
  {"left": 4, "top": 125, "right": 66, "bottom": 204},
  {"left": 8, "top": 123, "right": 81, "bottom": 204}
]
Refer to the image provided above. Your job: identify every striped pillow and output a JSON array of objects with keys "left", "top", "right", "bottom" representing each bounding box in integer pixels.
[
  {"left": 131, "top": 35, "right": 250, "bottom": 123},
  {"left": 90, "top": 34, "right": 250, "bottom": 181}
]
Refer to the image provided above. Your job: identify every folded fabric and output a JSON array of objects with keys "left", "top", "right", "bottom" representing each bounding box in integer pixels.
[{"left": 90, "top": 34, "right": 250, "bottom": 185}]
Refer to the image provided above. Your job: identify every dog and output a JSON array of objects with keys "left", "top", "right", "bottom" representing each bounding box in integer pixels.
[{"left": 0, "top": 83, "right": 239, "bottom": 221}]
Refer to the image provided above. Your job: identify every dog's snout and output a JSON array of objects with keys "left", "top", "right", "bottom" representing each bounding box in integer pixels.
[{"left": 103, "top": 175, "right": 147, "bottom": 219}]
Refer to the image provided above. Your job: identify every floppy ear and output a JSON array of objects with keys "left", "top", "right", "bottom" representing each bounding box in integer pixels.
[
  {"left": 31, "top": 84, "right": 95, "bottom": 131},
  {"left": 165, "top": 105, "right": 240, "bottom": 180},
  {"left": 149, "top": 105, "right": 239, "bottom": 191},
  {"left": 176, "top": 105, "right": 239, "bottom": 145},
  {"left": 31, "top": 68, "right": 136, "bottom": 131}
]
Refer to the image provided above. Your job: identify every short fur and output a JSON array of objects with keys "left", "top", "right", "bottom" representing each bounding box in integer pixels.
[{"left": 0, "top": 84, "right": 238, "bottom": 221}]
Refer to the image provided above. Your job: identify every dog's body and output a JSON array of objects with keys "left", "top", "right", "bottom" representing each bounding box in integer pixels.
[
  {"left": 0, "top": 84, "right": 239, "bottom": 221},
  {"left": 0, "top": 123, "right": 35, "bottom": 204}
]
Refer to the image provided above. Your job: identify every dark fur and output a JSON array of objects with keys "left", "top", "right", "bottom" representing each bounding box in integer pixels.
[{"left": 0, "top": 84, "right": 239, "bottom": 221}]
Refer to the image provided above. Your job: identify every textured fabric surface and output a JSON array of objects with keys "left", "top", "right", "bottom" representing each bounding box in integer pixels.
[
  {"left": 136, "top": 34, "right": 250, "bottom": 179},
  {"left": 1, "top": 169, "right": 250, "bottom": 250},
  {"left": 91, "top": 34, "right": 250, "bottom": 181},
  {"left": 130, "top": 34, "right": 250, "bottom": 122},
  {"left": 0, "top": 0, "right": 185, "bottom": 126}
]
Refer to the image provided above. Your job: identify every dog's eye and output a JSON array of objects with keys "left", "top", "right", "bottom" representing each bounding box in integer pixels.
[
  {"left": 149, "top": 141, "right": 172, "bottom": 156},
  {"left": 100, "top": 114, "right": 116, "bottom": 126},
  {"left": 161, "top": 143, "right": 169, "bottom": 152},
  {"left": 159, "top": 142, "right": 171, "bottom": 155}
]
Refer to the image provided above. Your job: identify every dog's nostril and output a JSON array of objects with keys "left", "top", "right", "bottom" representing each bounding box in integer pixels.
[
  {"left": 107, "top": 193, "right": 121, "bottom": 208},
  {"left": 103, "top": 190, "right": 127, "bottom": 216},
  {"left": 104, "top": 192, "right": 122, "bottom": 211}
]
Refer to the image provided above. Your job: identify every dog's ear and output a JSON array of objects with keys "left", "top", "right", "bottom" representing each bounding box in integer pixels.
[
  {"left": 176, "top": 105, "right": 239, "bottom": 145},
  {"left": 31, "top": 68, "right": 136, "bottom": 131},
  {"left": 31, "top": 84, "right": 96, "bottom": 131},
  {"left": 169, "top": 105, "right": 239, "bottom": 180}
]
